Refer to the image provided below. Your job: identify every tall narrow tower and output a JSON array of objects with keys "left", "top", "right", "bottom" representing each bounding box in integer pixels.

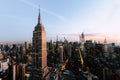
[
  {"left": 104, "top": 38, "right": 108, "bottom": 57},
  {"left": 32, "top": 8, "right": 48, "bottom": 80},
  {"left": 81, "top": 32, "right": 85, "bottom": 51},
  {"left": 80, "top": 32, "right": 86, "bottom": 58}
]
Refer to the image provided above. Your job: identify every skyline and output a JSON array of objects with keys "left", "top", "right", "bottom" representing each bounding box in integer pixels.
[{"left": 0, "top": 0, "right": 120, "bottom": 43}]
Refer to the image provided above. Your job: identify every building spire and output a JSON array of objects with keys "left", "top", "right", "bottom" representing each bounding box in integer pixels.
[
  {"left": 38, "top": 6, "right": 42, "bottom": 24},
  {"left": 81, "top": 32, "right": 84, "bottom": 39},
  {"left": 104, "top": 37, "right": 107, "bottom": 44}
]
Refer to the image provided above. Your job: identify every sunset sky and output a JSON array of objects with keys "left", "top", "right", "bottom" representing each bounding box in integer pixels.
[{"left": 0, "top": 0, "right": 120, "bottom": 43}]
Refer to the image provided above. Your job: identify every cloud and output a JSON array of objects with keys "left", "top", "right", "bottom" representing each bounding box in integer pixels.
[{"left": 18, "top": 0, "right": 66, "bottom": 22}]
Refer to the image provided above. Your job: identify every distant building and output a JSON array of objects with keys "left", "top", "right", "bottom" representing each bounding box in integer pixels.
[
  {"left": 80, "top": 32, "right": 85, "bottom": 51},
  {"left": 58, "top": 46, "right": 63, "bottom": 63},
  {"left": 107, "top": 43, "right": 116, "bottom": 59},
  {"left": 80, "top": 32, "right": 87, "bottom": 58},
  {"left": 84, "top": 40, "right": 93, "bottom": 49},
  {"left": 68, "top": 44, "right": 72, "bottom": 57},
  {"left": 104, "top": 38, "right": 109, "bottom": 57},
  {"left": 24, "top": 42, "right": 28, "bottom": 51}
]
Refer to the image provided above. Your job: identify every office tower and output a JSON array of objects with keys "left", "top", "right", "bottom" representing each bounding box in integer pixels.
[
  {"left": 58, "top": 46, "right": 63, "bottom": 63},
  {"left": 32, "top": 8, "right": 48, "bottom": 80},
  {"left": 81, "top": 32, "right": 85, "bottom": 50},
  {"left": 104, "top": 38, "right": 108, "bottom": 57},
  {"left": 68, "top": 44, "right": 71, "bottom": 57},
  {"left": 24, "top": 42, "right": 28, "bottom": 51},
  {"left": 81, "top": 32, "right": 86, "bottom": 58}
]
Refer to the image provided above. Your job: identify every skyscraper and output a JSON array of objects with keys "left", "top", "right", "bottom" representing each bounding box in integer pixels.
[
  {"left": 104, "top": 38, "right": 108, "bottom": 57},
  {"left": 32, "top": 8, "right": 49, "bottom": 80},
  {"left": 80, "top": 32, "right": 86, "bottom": 58}
]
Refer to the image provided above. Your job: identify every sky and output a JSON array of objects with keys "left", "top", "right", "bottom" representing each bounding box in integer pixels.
[{"left": 0, "top": 0, "right": 120, "bottom": 43}]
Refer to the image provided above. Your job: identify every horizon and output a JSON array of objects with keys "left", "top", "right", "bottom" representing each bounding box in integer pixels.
[{"left": 0, "top": 0, "right": 120, "bottom": 43}]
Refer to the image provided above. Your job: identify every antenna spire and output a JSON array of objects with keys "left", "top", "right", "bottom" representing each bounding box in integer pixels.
[{"left": 38, "top": 5, "right": 42, "bottom": 24}]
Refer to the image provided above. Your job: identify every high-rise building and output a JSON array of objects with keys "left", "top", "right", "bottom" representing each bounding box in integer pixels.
[
  {"left": 104, "top": 38, "right": 108, "bottom": 57},
  {"left": 80, "top": 32, "right": 86, "bottom": 57},
  {"left": 24, "top": 42, "right": 28, "bottom": 51},
  {"left": 32, "top": 8, "right": 49, "bottom": 80},
  {"left": 80, "top": 32, "right": 85, "bottom": 50},
  {"left": 58, "top": 45, "right": 63, "bottom": 63}
]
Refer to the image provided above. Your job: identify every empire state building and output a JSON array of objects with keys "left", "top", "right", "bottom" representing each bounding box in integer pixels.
[{"left": 32, "top": 9, "right": 49, "bottom": 80}]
